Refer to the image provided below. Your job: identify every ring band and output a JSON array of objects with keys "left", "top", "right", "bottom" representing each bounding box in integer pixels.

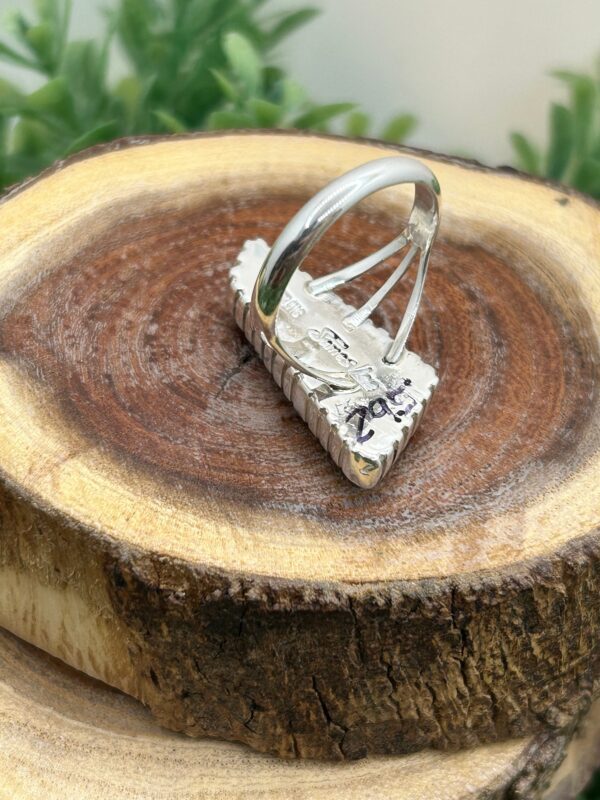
[{"left": 250, "top": 156, "right": 440, "bottom": 389}]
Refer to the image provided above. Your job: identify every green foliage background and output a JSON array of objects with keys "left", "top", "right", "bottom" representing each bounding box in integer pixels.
[
  {"left": 511, "top": 65, "right": 600, "bottom": 199},
  {"left": 0, "top": 0, "right": 416, "bottom": 189},
  {"left": 0, "top": 0, "right": 598, "bottom": 201}
]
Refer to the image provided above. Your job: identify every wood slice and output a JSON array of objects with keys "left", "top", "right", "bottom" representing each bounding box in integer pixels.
[
  {"left": 1, "top": 626, "right": 599, "bottom": 800},
  {"left": 0, "top": 132, "right": 598, "bottom": 762}
]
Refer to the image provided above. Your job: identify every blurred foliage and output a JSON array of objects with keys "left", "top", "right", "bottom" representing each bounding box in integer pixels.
[
  {"left": 0, "top": 0, "right": 416, "bottom": 190},
  {"left": 579, "top": 769, "right": 600, "bottom": 799},
  {"left": 511, "top": 64, "right": 600, "bottom": 199},
  {"left": 0, "top": 0, "right": 596, "bottom": 202}
]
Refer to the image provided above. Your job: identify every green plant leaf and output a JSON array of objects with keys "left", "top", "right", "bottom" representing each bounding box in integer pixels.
[
  {"left": 114, "top": 0, "right": 158, "bottom": 73},
  {"left": 24, "top": 23, "right": 56, "bottom": 68},
  {"left": 0, "top": 77, "right": 24, "bottom": 113},
  {"left": 222, "top": 31, "right": 262, "bottom": 97},
  {"left": 247, "top": 97, "right": 282, "bottom": 126},
  {"left": 571, "top": 157, "right": 600, "bottom": 197},
  {"left": 26, "top": 76, "right": 73, "bottom": 120},
  {"left": 10, "top": 118, "right": 52, "bottom": 156},
  {"left": 380, "top": 113, "right": 417, "bottom": 143},
  {"left": 59, "top": 0, "right": 73, "bottom": 49},
  {"left": 210, "top": 69, "right": 239, "bottom": 102},
  {"left": 113, "top": 75, "right": 143, "bottom": 129},
  {"left": 0, "top": 40, "right": 39, "bottom": 69},
  {"left": 280, "top": 78, "right": 307, "bottom": 111},
  {"left": 33, "top": 0, "right": 63, "bottom": 22},
  {"left": 10, "top": 117, "right": 55, "bottom": 158},
  {"left": 509, "top": 64, "right": 600, "bottom": 194},
  {"left": 64, "top": 119, "right": 119, "bottom": 154},
  {"left": 510, "top": 132, "right": 542, "bottom": 175},
  {"left": 60, "top": 40, "right": 110, "bottom": 124},
  {"left": 546, "top": 103, "right": 574, "bottom": 180},
  {"left": 0, "top": 0, "right": 417, "bottom": 192},
  {"left": 293, "top": 102, "right": 355, "bottom": 129},
  {"left": 263, "top": 65, "right": 284, "bottom": 92},
  {"left": 206, "top": 109, "right": 255, "bottom": 129},
  {"left": 2, "top": 152, "right": 49, "bottom": 180},
  {"left": 345, "top": 110, "right": 370, "bottom": 138},
  {"left": 181, "top": 0, "right": 221, "bottom": 35},
  {"left": 265, "top": 8, "right": 319, "bottom": 48},
  {"left": 553, "top": 69, "right": 590, "bottom": 85},
  {"left": 8, "top": 11, "right": 31, "bottom": 44},
  {"left": 153, "top": 109, "right": 187, "bottom": 133},
  {"left": 573, "top": 77, "right": 596, "bottom": 155},
  {"left": 554, "top": 70, "right": 598, "bottom": 156}
]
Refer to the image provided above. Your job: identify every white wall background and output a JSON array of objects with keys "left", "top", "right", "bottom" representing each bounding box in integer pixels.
[
  {"left": 276, "top": 0, "right": 600, "bottom": 166},
  {"left": 1, "top": 0, "right": 599, "bottom": 166}
]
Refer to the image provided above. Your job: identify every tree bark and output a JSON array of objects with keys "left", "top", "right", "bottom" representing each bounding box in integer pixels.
[
  {"left": 0, "top": 131, "right": 598, "bottom": 763},
  {"left": 1, "top": 626, "right": 600, "bottom": 800}
]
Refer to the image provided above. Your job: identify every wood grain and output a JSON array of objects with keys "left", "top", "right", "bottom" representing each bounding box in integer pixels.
[
  {"left": 1, "top": 626, "right": 598, "bottom": 800},
  {"left": 0, "top": 132, "right": 598, "bottom": 761}
]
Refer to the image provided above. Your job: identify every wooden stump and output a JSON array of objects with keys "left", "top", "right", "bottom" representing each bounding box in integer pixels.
[
  {"left": 0, "top": 132, "right": 598, "bottom": 765},
  {"left": 1, "top": 626, "right": 600, "bottom": 800}
]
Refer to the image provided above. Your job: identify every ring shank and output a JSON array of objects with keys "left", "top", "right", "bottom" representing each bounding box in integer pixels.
[{"left": 251, "top": 156, "right": 440, "bottom": 389}]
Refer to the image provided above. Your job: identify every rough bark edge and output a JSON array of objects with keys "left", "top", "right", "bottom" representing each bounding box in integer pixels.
[
  {"left": 0, "top": 626, "right": 598, "bottom": 800},
  {"left": 1, "top": 462, "right": 599, "bottom": 604},
  {"left": 505, "top": 713, "right": 593, "bottom": 799},
  {"left": 2, "top": 469, "right": 600, "bottom": 759}
]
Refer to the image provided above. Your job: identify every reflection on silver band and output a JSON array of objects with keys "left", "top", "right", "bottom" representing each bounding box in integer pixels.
[{"left": 250, "top": 156, "right": 440, "bottom": 389}]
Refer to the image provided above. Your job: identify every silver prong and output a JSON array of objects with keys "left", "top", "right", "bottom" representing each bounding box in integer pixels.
[
  {"left": 342, "top": 243, "right": 419, "bottom": 331},
  {"left": 384, "top": 245, "right": 432, "bottom": 364},
  {"left": 252, "top": 156, "right": 440, "bottom": 391},
  {"left": 307, "top": 231, "right": 408, "bottom": 297}
]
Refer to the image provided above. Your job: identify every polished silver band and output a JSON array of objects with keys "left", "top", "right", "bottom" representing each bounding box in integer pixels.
[{"left": 250, "top": 156, "right": 441, "bottom": 389}]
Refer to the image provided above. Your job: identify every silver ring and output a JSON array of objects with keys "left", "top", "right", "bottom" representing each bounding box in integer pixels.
[{"left": 250, "top": 156, "right": 440, "bottom": 390}]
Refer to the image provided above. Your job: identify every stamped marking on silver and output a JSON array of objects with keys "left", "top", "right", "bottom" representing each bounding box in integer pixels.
[
  {"left": 229, "top": 157, "right": 440, "bottom": 488},
  {"left": 230, "top": 238, "right": 438, "bottom": 489}
]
